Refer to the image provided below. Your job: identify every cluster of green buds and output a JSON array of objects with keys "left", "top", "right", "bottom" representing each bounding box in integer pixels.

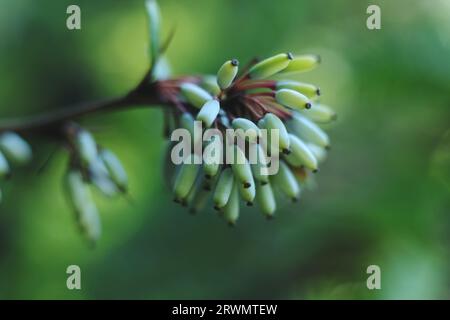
[
  {"left": 157, "top": 52, "right": 336, "bottom": 225},
  {"left": 0, "top": 131, "right": 32, "bottom": 201},
  {"left": 63, "top": 123, "right": 128, "bottom": 242}
]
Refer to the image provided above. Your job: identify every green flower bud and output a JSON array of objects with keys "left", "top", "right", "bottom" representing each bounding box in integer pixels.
[
  {"left": 180, "top": 112, "right": 202, "bottom": 147},
  {"left": 99, "top": 149, "right": 128, "bottom": 193},
  {"left": 217, "top": 59, "right": 239, "bottom": 89},
  {"left": 284, "top": 134, "right": 318, "bottom": 171},
  {"left": 280, "top": 54, "right": 320, "bottom": 74},
  {"left": 145, "top": 0, "right": 161, "bottom": 66},
  {"left": 256, "top": 182, "right": 276, "bottom": 218},
  {"left": 190, "top": 185, "right": 210, "bottom": 214},
  {"left": 289, "top": 113, "right": 330, "bottom": 148},
  {"left": 201, "top": 75, "right": 221, "bottom": 96},
  {"left": 275, "top": 89, "right": 311, "bottom": 110},
  {"left": 213, "top": 168, "right": 234, "bottom": 209},
  {"left": 239, "top": 178, "right": 256, "bottom": 206},
  {"left": 299, "top": 104, "right": 337, "bottom": 123},
  {"left": 306, "top": 143, "right": 327, "bottom": 163},
  {"left": 196, "top": 99, "right": 220, "bottom": 128},
  {"left": 249, "top": 53, "right": 293, "bottom": 79},
  {"left": 89, "top": 157, "right": 119, "bottom": 197},
  {"left": 153, "top": 56, "right": 171, "bottom": 80},
  {"left": 180, "top": 83, "right": 213, "bottom": 109},
  {"left": 231, "top": 118, "right": 261, "bottom": 143},
  {"left": 276, "top": 81, "right": 320, "bottom": 99},
  {"left": 64, "top": 170, "right": 101, "bottom": 242},
  {"left": 75, "top": 129, "right": 98, "bottom": 166},
  {"left": 223, "top": 182, "right": 240, "bottom": 225},
  {"left": 173, "top": 154, "right": 201, "bottom": 200},
  {"left": 0, "top": 151, "right": 10, "bottom": 179},
  {"left": 231, "top": 145, "right": 254, "bottom": 188},
  {"left": 260, "top": 113, "right": 290, "bottom": 153},
  {"left": 0, "top": 132, "right": 32, "bottom": 165},
  {"left": 251, "top": 144, "right": 270, "bottom": 184},
  {"left": 272, "top": 161, "right": 300, "bottom": 201}
]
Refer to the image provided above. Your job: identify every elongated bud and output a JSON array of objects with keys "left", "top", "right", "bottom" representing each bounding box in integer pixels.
[
  {"left": 272, "top": 161, "right": 300, "bottom": 201},
  {"left": 190, "top": 185, "right": 210, "bottom": 214},
  {"left": 223, "top": 182, "right": 240, "bottom": 225},
  {"left": 239, "top": 179, "right": 256, "bottom": 206},
  {"left": 280, "top": 54, "right": 320, "bottom": 74},
  {"left": 0, "top": 151, "right": 10, "bottom": 179},
  {"left": 300, "top": 104, "right": 337, "bottom": 123},
  {"left": 145, "top": 0, "right": 161, "bottom": 66},
  {"left": 284, "top": 134, "right": 318, "bottom": 171},
  {"left": 153, "top": 56, "right": 172, "bottom": 80},
  {"left": 217, "top": 59, "right": 239, "bottom": 89},
  {"left": 99, "top": 149, "right": 128, "bottom": 193},
  {"left": 251, "top": 144, "right": 270, "bottom": 184},
  {"left": 180, "top": 83, "right": 213, "bottom": 108},
  {"left": 231, "top": 146, "right": 254, "bottom": 188},
  {"left": 260, "top": 113, "right": 290, "bottom": 153},
  {"left": 256, "top": 182, "right": 276, "bottom": 218},
  {"left": 75, "top": 129, "right": 98, "bottom": 165},
  {"left": 89, "top": 157, "right": 119, "bottom": 197},
  {"left": 275, "top": 89, "right": 311, "bottom": 110},
  {"left": 289, "top": 113, "right": 330, "bottom": 148},
  {"left": 201, "top": 75, "right": 221, "bottom": 96},
  {"left": 180, "top": 112, "right": 202, "bottom": 147},
  {"left": 306, "top": 143, "right": 327, "bottom": 163},
  {"left": 196, "top": 99, "right": 220, "bottom": 128},
  {"left": 276, "top": 81, "right": 320, "bottom": 100},
  {"left": 64, "top": 170, "right": 101, "bottom": 242},
  {"left": 213, "top": 168, "right": 234, "bottom": 209},
  {"left": 231, "top": 118, "right": 261, "bottom": 143},
  {"left": 173, "top": 154, "right": 201, "bottom": 200},
  {"left": 0, "top": 132, "right": 32, "bottom": 165},
  {"left": 249, "top": 53, "right": 293, "bottom": 79}
]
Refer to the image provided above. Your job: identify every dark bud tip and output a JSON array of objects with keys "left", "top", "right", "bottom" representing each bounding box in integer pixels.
[
  {"left": 287, "top": 52, "right": 294, "bottom": 60},
  {"left": 315, "top": 54, "right": 321, "bottom": 63},
  {"left": 204, "top": 185, "right": 212, "bottom": 191},
  {"left": 266, "top": 214, "right": 274, "bottom": 220},
  {"left": 305, "top": 103, "right": 312, "bottom": 109},
  {"left": 282, "top": 148, "right": 291, "bottom": 155},
  {"left": 246, "top": 201, "right": 253, "bottom": 207},
  {"left": 243, "top": 182, "right": 251, "bottom": 189},
  {"left": 231, "top": 59, "right": 239, "bottom": 66},
  {"left": 331, "top": 113, "right": 338, "bottom": 121},
  {"left": 325, "top": 145, "right": 331, "bottom": 150},
  {"left": 316, "top": 88, "right": 321, "bottom": 96},
  {"left": 214, "top": 205, "right": 221, "bottom": 211},
  {"left": 312, "top": 168, "right": 319, "bottom": 173},
  {"left": 292, "top": 197, "right": 298, "bottom": 203},
  {"left": 173, "top": 198, "right": 180, "bottom": 203},
  {"left": 227, "top": 221, "right": 236, "bottom": 227},
  {"left": 205, "top": 174, "right": 211, "bottom": 180},
  {"left": 261, "top": 181, "right": 268, "bottom": 186}
]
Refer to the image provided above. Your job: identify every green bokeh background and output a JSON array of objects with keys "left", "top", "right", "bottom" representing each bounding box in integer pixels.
[{"left": 0, "top": 0, "right": 449, "bottom": 299}]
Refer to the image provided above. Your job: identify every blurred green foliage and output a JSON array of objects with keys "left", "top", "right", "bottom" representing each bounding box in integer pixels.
[{"left": 0, "top": 0, "right": 449, "bottom": 299}]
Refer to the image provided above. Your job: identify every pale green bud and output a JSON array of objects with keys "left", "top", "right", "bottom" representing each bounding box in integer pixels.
[
  {"left": 260, "top": 113, "right": 290, "bottom": 153},
  {"left": 64, "top": 170, "right": 101, "bottom": 242},
  {"left": 213, "top": 168, "right": 234, "bottom": 209},
  {"left": 249, "top": 53, "right": 293, "bottom": 79},
  {"left": 280, "top": 54, "right": 320, "bottom": 74},
  {"left": 145, "top": 0, "right": 161, "bottom": 66},
  {"left": 196, "top": 99, "right": 220, "bottom": 128},
  {"left": 217, "top": 59, "right": 239, "bottom": 89},
  {"left": 276, "top": 81, "right": 320, "bottom": 99},
  {"left": 251, "top": 144, "right": 270, "bottom": 184},
  {"left": 75, "top": 129, "right": 98, "bottom": 165},
  {"left": 180, "top": 112, "right": 202, "bottom": 147},
  {"left": 284, "top": 134, "right": 318, "bottom": 171},
  {"left": 299, "top": 104, "right": 337, "bottom": 123},
  {"left": 0, "top": 132, "right": 32, "bottom": 165},
  {"left": 289, "top": 113, "right": 330, "bottom": 148},
  {"left": 231, "top": 118, "right": 261, "bottom": 143},
  {"left": 239, "top": 178, "right": 256, "bottom": 206},
  {"left": 306, "top": 143, "right": 327, "bottom": 163},
  {"left": 0, "top": 151, "right": 10, "bottom": 179},
  {"left": 173, "top": 154, "right": 201, "bottom": 200},
  {"left": 99, "top": 149, "right": 128, "bottom": 193},
  {"left": 256, "top": 182, "right": 276, "bottom": 218},
  {"left": 275, "top": 89, "right": 311, "bottom": 110},
  {"left": 272, "top": 161, "right": 300, "bottom": 201},
  {"left": 223, "top": 182, "right": 240, "bottom": 225},
  {"left": 89, "top": 157, "right": 119, "bottom": 197},
  {"left": 180, "top": 83, "right": 213, "bottom": 109},
  {"left": 153, "top": 56, "right": 172, "bottom": 80},
  {"left": 201, "top": 75, "right": 221, "bottom": 96},
  {"left": 231, "top": 145, "right": 254, "bottom": 188}
]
